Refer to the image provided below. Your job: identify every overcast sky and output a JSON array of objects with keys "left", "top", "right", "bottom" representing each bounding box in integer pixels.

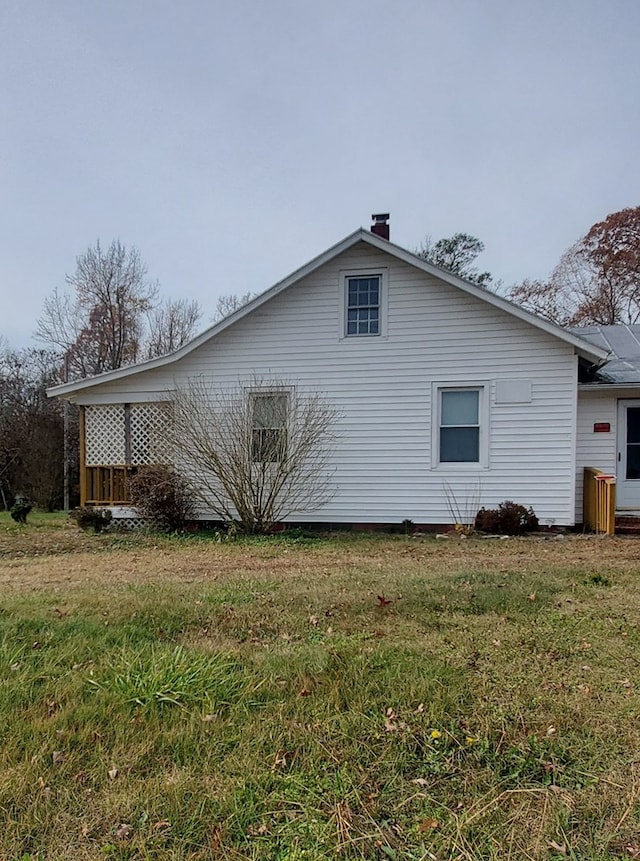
[{"left": 1, "top": 0, "right": 638, "bottom": 348}]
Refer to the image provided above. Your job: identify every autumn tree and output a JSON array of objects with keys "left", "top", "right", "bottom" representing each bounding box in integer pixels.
[
  {"left": 167, "top": 377, "right": 340, "bottom": 533},
  {"left": 417, "top": 233, "right": 494, "bottom": 288},
  {"left": 35, "top": 239, "right": 202, "bottom": 380},
  {"left": 510, "top": 206, "right": 640, "bottom": 326}
]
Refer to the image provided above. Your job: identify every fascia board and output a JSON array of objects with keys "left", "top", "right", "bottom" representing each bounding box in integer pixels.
[{"left": 360, "top": 232, "right": 609, "bottom": 364}]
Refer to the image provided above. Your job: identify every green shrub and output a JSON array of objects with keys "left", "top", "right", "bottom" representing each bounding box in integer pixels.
[
  {"left": 475, "top": 500, "right": 539, "bottom": 535},
  {"left": 10, "top": 500, "right": 32, "bottom": 524}
]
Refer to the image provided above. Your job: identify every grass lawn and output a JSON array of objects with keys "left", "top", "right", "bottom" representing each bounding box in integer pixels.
[{"left": 1, "top": 513, "right": 639, "bottom": 859}]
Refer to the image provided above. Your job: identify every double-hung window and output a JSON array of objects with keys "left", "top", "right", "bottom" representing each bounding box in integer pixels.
[
  {"left": 346, "top": 275, "right": 380, "bottom": 336},
  {"left": 251, "top": 392, "right": 288, "bottom": 462},
  {"left": 437, "top": 387, "right": 485, "bottom": 465}
]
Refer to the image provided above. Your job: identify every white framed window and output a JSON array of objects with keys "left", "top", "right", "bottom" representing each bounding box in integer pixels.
[
  {"left": 340, "top": 268, "right": 388, "bottom": 338},
  {"left": 251, "top": 391, "right": 289, "bottom": 462},
  {"left": 433, "top": 384, "right": 488, "bottom": 467}
]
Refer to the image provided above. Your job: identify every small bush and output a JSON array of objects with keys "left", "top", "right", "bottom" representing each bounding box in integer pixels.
[
  {"left": 129, "top": 465, "right": 196, "bottom": 532},
  {"left": 10, "top": 500, "right": 32, "bottom": 524},
  {"left": 475, "top": 501, "right": 539, "bottom": 535},
  {"left": 71, "top": 506, "right": 112, "bottom": 533}
]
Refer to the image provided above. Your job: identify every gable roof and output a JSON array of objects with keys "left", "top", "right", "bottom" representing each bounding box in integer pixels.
[
  {"left": 570, "top": 324, "right": 640, "bottom": 385},
  {"left": 48, "top": 228, "right": 609, "bottom": 398}
]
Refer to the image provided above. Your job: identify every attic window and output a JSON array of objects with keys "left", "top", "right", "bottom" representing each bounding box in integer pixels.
[{"left": 346, "top": 275, "right": 380, "bottom": 336}]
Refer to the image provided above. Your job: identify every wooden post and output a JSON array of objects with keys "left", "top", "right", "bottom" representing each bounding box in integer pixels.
[{"left": 79, "top": 406, "right": 87, "bottom": 507}]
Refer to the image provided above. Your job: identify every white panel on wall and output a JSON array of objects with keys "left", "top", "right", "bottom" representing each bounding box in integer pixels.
[{"left": 495, "top": 380, "right": 532, "bottom": 404}]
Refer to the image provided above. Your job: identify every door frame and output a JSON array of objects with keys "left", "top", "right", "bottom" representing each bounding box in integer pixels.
[{"left": 616, "top": 399, "right": 640, "bottom": 510}]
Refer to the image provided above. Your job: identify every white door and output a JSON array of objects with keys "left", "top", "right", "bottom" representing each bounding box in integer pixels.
[{"left": 617, "top": 400, "right": 640, "bottom": 509}]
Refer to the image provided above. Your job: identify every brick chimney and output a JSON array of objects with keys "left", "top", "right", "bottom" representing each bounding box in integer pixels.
[{"left": 371, "top": 213, "right": 390, "bottom": 240}]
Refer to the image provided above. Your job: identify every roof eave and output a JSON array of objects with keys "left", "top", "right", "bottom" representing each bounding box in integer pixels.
[{"left": 47, "top": 227, "right": 608, "bottom": 398}]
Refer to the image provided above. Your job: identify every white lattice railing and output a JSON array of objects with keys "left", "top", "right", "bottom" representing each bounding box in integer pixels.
[
  {"left": 85, "top": 405, "right": 126, "bottom": 465},
  {"left": 82, "top": 403, "right": 170, "bottom": 505}
]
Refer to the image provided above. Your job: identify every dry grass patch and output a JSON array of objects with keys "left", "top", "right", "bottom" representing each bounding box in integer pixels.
[{"left": 1, "top": 514, "right": 640, "bottom": 859}]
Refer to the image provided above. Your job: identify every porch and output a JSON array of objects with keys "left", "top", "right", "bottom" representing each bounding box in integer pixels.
[{"left": 79, "top": 403, "right": 169, "bottom": 507}]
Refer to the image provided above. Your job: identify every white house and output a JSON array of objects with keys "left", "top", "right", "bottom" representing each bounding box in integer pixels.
[{"left": 49, "top": 216, "right": 639, "bottom": 531}]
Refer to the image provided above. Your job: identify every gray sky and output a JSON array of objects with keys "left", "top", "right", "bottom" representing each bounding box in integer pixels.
[{"left": 1, "top": 0, "right": 638, "bottom": 348}]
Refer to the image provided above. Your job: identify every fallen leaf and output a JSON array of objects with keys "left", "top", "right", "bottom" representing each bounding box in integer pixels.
[
  {"left": 309, "top": 614, "right": 319, "bottom": 626},
  {"left": 153, "top": 820, "right": 171, "bottom": 831},
  {"left": 546, "top": 725, "right": 556, "bottom": 736},
  {"left": 528, "top": 592, "right": 536, "bottom": 601},
  {"left": 210, "top": 825, "right": 223, "bottom": 851},
  {"left": 52, "top": 750, "right": 66, "bottom": 764},
  {"left": 384, "top": 707, "right": 397, "bottom": 732},
  {"left": 418, "top": 818, "right": 439, "bottom": 832},
  {"left": 114, "top": 822, "right": 132, "bottom": 840},
  {"left": 108, "top": 767, "right": 118, "bottom": 780},
  {"left": 412, "top": 778, "right": 429, "bottom": 787},
  {"left": 273, "top": 751, "right": 288, "bottom": 768}
]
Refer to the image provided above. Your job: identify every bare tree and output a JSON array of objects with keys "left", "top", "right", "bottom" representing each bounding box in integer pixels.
[
  {"left": 36, "top": 240, "right": 157, "bottom": 379},
  {"left": 145, "top": 298, "right": 202, "bottom": 358},
  {"left": 168, "top": 377, "right": 340, "bottom": 533},
  {"left": 35, "top": 239, "right": 202, "bottom": 380},
  {"left": 213, "top": 292, "right": 255, "bottom": 322}
]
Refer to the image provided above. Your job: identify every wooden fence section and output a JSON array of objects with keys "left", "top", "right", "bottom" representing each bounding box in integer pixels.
[
  {"left": 84, "top": 466, "right": 134, "bottom": 506},
  {"left": 583, "top": 467, "right": 616, "bottom": 535}
]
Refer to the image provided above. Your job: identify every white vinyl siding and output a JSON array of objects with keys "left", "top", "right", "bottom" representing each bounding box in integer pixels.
[
  {"left": 77, "top": 241, "right": 580, "bottom": 526},
  {"left": 575, "top": 388, "right": 640, "bottom": 520}
]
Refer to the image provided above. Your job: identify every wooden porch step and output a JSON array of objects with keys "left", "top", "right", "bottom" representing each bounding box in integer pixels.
[{"left": 615, "top": 516, "right": 640, "bottom": 535}]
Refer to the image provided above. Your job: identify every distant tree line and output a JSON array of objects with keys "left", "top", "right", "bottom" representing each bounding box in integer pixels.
[{"left": 0, "top": 344, "right": 68, "bottom": 510}]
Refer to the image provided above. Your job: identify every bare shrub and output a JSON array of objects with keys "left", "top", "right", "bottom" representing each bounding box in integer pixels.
[
  {"left": 168, "top": 377, "right": 340, "bottom": 533},
  {"left": 129, "top": 465, "right": 196, "bottom": 532}
]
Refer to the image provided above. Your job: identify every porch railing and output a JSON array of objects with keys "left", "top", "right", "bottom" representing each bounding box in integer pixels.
[
  {"left": 83, "top": 466, "right": 135, "bottom": 506},
  {"left": 583, "top": 467, "right": 616, "bottom": 535}
]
